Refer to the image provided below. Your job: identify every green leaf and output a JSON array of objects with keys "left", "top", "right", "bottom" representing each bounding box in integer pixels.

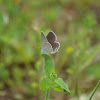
[
  {"left": 41, "top": 54, "right": 55, "bottom": 76},
  {"left": 49, "top": 73, "right": 57, "bottom": 79},
  {"left": 55, "top": 78, "right": 70, "bottom": 94},
  {"left": 40, "top": 77, "right": 47, "bottom": 91},
  {"left": 50, "top": 79, "right": 63, "bottom": 91},
  {"left": 40, "top": 73, "right": 64, "bottom": 92},
  {"left": 51, "top": 83, "right": 63, "bottom": 91},
  {"left": 49, "top": 73, "right": 63, "bottom": 91}
]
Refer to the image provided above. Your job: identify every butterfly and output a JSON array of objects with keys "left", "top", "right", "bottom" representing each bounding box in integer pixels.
[{"left": 41, "top": 31, "right": 60, "bottom": 54}]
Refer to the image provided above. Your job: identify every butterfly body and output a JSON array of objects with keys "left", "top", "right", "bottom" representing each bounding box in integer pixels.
[{"left": 41, "top": 31, "right": 60, "bottom": 54}]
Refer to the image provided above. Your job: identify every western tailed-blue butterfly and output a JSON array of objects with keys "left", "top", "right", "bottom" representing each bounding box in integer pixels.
[{"left": 41, "top": 31, "right": 60, "bottom": 54}]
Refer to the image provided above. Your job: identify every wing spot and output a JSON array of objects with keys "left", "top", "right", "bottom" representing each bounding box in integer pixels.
[
  {"left": 50, "top": 48, "right": 52, "bottom": 51},
  {"left": 54, "top": 48, "right": 57, "bottom": 51}
]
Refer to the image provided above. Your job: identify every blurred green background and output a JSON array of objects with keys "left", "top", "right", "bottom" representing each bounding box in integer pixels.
[{"left": 0, "top": 0, "right": 100, "bottom": 100}]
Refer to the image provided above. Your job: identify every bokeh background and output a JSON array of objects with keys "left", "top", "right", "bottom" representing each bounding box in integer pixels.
[{"left": 0, "top": 0, "right": 100, "bottom": 100}]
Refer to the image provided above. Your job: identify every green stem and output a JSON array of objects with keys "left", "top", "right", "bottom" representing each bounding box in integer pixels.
[
  {"left": 73, "top": 52, "right": 79, "bottom": 100},
  {"left": 89, "top": 80, "right": 100, "bottom": 100},
  {"left": 45, "top": 88, "right": 49, "bottom": 100},
  {"left": 43, "top": 58, "right": 49, "bottom": 100}
]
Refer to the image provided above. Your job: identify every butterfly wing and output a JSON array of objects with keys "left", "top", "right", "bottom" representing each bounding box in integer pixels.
[
  {"left": 46, "top": 31, "right": 57, "bottom": 44},
  {"left": 51, "top": 42, "right": 60, "bottom": 54},
  {"left": 41, "top": 31, "right": 47, "bottom": 47},
  {"left": 41, "top": 42, "right": 53, "bottom": 53},
  {"left": 41, "top": 31, "right": 53, "bottom": 53}
]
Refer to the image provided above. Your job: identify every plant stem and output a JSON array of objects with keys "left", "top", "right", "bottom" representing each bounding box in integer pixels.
[
  {"left": 89, "top": 80, "right": 100, "bottom": 100},
  {"left": 45, "top": 88, "right": 49, "bottom": 100},
  {"left": 73, "top": 51, "right": 80, "bottom": 100},
  {"left": 43, "top": 61, "right": 49, "bottom": 100}
]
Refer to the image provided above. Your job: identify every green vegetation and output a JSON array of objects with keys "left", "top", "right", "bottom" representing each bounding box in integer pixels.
[
  {"left": 0, "top": 0, "right": 100, "bottom": 100},
  {"left": 41, "top": 54, "right": 70, "bottom": 100}
]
